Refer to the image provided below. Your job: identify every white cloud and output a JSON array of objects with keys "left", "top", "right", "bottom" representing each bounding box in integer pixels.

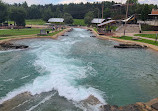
[
  {"left": 60, "top": 0, "right": 158, "bottom": 4},
  {"left": 61, "top": 0, "right": 88, "bottom": 4},
  {"left": 2, "top": 0, "right": 158, "bottom": 6},
  {"left": 139, "top": 0, "right": 158, "bottom": 4},
  {"left": 60, "top": 0, "right": 126, "bottom": 4},
  {"left": 2, "top": 0, "right": 48, "bottom": 6}
]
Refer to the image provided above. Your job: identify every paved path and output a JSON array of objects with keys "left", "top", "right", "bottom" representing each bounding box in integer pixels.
[
  {"left": 115, "top": 33, "right": 156, "bottom": 41},
  {"left": 133, "top": 36, "right": 156, "bottom": 41}
]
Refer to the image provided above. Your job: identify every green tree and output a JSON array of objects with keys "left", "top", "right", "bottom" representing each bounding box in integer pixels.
[
  {"left": 64, "top": 13, "right": 73, "bottom": 24},
  {"left": 9, "top": 7, "right": 26, "bottom": 26},
  {"left": 21, "top": 1, "right": 28, "bottom": 9},
  {"left": 104, "top": 8, "right": 111, "bottom": 19},
  {"left": 27, "top": 6, "right": 41, "bottom": 19},
  {"left": 42, "top": 8, "right": 53, "bottom": 22},
  {"left": 126, "top": 0, "right": 138, "bottom": 4},
  {"left": 84, "top": 11, "right": 94, "bottom": 25},
  {"left": 141, "top": 4, "right": 150, "bottom": 21},
  {"left": 0, "top": 1, "right": 8, "bottom": 23},
  {"left": 55, "top": 7, "right": 62, "bottom": 18}
]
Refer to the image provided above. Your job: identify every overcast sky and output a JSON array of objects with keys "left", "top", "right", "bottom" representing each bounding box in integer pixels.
[{"left": 2, "top": 0, "right": 158, "bottom": 6}]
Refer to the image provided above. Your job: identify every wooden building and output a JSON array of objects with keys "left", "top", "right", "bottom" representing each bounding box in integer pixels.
[{"left": 148, "top": 9, "right": 158, "bottom": 20}]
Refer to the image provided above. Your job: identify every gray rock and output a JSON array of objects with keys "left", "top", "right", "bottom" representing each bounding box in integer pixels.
[
  {"left": 151, "top": 103, "right": 158, "bottom": 110},
  {"left": 0, "top": 42, "right": 29, "bottom": 50}
]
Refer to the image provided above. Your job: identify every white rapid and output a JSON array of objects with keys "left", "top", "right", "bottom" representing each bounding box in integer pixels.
[{"left": 0, "top": 28, "right": 106, "bottom": 110}]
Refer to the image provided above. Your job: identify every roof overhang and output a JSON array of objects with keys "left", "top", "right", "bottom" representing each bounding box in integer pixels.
[
  {"left": 98, "top": 20, "right": 116, "bottom": 27},
  {"left": 48, "top": 18, "right": 64, "bottom": 23},
  {"left": 91, "top": 18, "right": 105, "bottom": 24},
  {"left": 148, "top": 14, "right": 158, "bottom": 16}
]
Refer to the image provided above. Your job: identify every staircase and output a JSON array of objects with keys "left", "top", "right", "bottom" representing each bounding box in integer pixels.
[{"left": 116, "top": 24, "right": 140, "bottom": 33}]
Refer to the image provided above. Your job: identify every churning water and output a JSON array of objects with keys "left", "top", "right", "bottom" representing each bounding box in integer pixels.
[{"left": 1, "top": 28, "right": 158, "bottom": 111}]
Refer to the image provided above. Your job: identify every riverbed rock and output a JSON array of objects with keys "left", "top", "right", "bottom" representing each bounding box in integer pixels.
[
  {"left": 101, "top": 102, "right": 155, "bottom": 111},
  {"left": 114, "top": 44, "right": 147, "bottom": 49},
  {"left": 90, "top": 35, "right": 96, "bottom": 37},
  {"left": 81, "top": 95, "right": 102, "bottom": 105},
  {"left": 151, "top": 103, "right": 158, "bottom": 110},
  {"left": 61, "top": 34, "right": 68, "bottom": 36},
  {"left": 0, "top": 42, "right": 29, "bottom": 50},
  {"left": 0, "top": 92, "right": 32, "bottom": 111}
]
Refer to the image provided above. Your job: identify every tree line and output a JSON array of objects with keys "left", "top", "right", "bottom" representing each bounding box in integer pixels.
[{"left": 0, "top": 0, "right": 157, "bottom": 26}]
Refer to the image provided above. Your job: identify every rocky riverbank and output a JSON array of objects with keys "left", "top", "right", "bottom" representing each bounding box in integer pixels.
[
  {"left": 83, "top": 95, "right": 158, "bottom": 111},
  {"left": 0, "top": 42, "right": 29, "bottom": 50},
  {"left": 0, "top": 92, "right": 158, "bottom": 111},
  {"left": 114, "top": 43, "right": 148, "bottom": 48},
  {"left": 101, "top": 103, "right": 156, "bottom": 111}
]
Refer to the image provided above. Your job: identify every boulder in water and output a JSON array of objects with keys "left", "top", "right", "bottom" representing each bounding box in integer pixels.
[
  {"left": 114, "top": 44, "right": 147, "bottom": 49},
  {"left": 0, "top": 42, "right": 29, "bottom": 50},
  {"left": 90, "top": 35, "right": 96, "bottom": 37},
  {"left": 80, "top": 95, "right": 102, "bottom": 105},
  {"left": 101, "top": 102, "right": 153, "bottom": 111}
]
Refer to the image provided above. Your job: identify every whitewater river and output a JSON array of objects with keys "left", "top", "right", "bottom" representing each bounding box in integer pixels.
[{"left": 1, "top": 28, "right": 158, "bottom": 111}]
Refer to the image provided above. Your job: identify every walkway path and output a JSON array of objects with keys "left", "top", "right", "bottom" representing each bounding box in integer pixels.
[
  {"left": 116, "top": 24, "right": 140, "bottom": 33},
  {"left": 115, "top": 33, "right": 156, "bottom": 41}
]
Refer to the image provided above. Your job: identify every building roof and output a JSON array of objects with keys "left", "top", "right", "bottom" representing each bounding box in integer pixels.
[
  {"left": 148, "top": 14, "right": 158, "bottom": 16},
  {"left": 151, "top": 9, "right": 158, "bottom": 15},
  {"left": 121, "top": 15, "right": 135, "bottom": 22},
  {"left": 98, "top": 20, "right": 116, "bottom": 27},
  {"left": 48, "top": 18, "right": 64, "bottom": 23},
  {"left": 91, "top": 18, "right": 105, "bottom": 24}
]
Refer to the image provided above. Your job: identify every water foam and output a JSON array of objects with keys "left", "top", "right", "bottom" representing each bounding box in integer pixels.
[
  {"left": 31, "top": 43, "right": 105, "bottom": 104},
  {"left": 0, "top": 28, "right": 106, "bottom": 108}
]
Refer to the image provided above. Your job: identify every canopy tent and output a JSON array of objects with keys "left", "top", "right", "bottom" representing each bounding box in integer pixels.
[
  {"left": 48, "top": 18, "right": 64, "bottom": 23},
  {"left": 98, "top": 20, "right": 116, "bottom": 27},
  {"left": 91, "top": 18, "right": 105, "bottom": 24},
  {"left": 121, "top": 15, "right": 135, "bottom": 23}
]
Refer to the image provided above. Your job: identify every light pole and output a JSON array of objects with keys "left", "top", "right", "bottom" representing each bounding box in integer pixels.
[
  {"left": 102, "top": 3, "right": 104, "bottom": 19},
  {"left": 124, "top": 0, "right": 129, "bottom": 36},
  {"left": 97, "top": 8, "right": 100, "bottom": 28}
]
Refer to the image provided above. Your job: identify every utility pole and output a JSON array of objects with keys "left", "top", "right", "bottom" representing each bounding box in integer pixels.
[
  {"left": 102, "top": 3, "right": 104, "bottom": 19},
  {"left": 124, "top": 0, "right": 129, "bottom": 36},
  {"left": 126, "top": 0, "right": 129, "bottom": 18},
  {"left": 98, "top": 8, "right": 100, "bottom": 28},
  {"left": 98, "top": 8, "right": 100, "bottom": 19}
]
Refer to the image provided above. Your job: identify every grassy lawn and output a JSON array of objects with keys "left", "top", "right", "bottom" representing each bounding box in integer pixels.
[
  {"left": 134, "top": 34, "right": 158, "bottom": 39},
  {"left": 39, "top": 30, "right": 63, "bottom": 36},
  {"left": 111, "top": 26, "right": 118, "bottom": 31},
  {"left": 26, "top": 19, "right": 46, "bottom": 25},
  {"left": 0, "top": 38, "right": 8, "bottom": 40},
  {"left": 8, "top": 19, "right": 46, "bottom": 25},
  {"left": 48, "top": 30, "right": 63, "bottom": 36},
  {"left": 113, "top": 36, "right": 158, "bottom": 46},
  {"left": 0, "top": 29, "right": 64, "bottom": 41},
  {"left": 0, "top": 28, "right": 50, "bottom": 37},
  {"left": 73, "top": 19, "right": 86, "bottom": 26}
]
